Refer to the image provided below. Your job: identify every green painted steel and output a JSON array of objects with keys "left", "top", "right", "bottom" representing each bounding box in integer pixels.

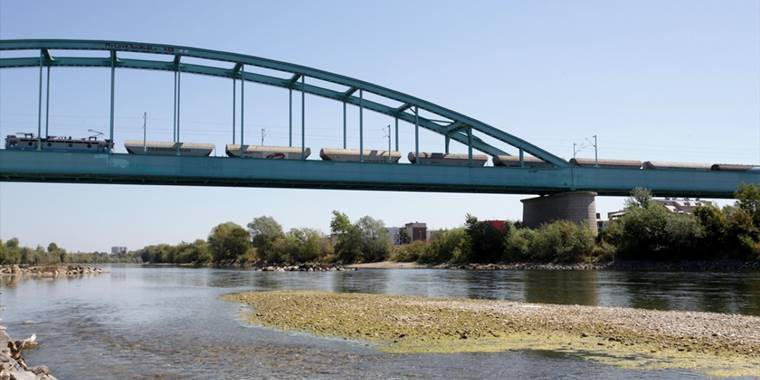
[
  {"left": 0, "top": 150, "right": 756, "bottom": 198},
  {"left": 0, "top": 39, "right": 567, "bottom": 165},
  {"left": 2, "top": 39, "right": 757, "bottom": 198}
]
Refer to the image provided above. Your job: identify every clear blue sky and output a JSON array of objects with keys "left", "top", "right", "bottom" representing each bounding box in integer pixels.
[{"left": 1, "top": 0, "right": 758, "bottom": 252}]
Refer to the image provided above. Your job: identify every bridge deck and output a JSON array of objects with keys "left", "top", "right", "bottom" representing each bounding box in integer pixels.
[{"left": 0, "top": 151, "right": 756, "bottom": 198}]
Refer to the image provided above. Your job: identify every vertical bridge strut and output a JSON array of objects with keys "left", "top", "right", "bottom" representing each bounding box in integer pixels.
[{"left": 0, "top": 39, "right": 570, "bottom": 167}]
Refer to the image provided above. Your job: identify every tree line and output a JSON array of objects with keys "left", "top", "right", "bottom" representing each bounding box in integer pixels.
[
  {"left": 0, "top": 240, "right": 141, "bottom": 265},
  {"left": 392, "top": 184, "right": 760, "bottom": 264},
  {"left": 137, "top": 211, "right": 390, "bottom": 265},
  {"left": 4, "top": 184, "right": 759, "bottom": 267}
]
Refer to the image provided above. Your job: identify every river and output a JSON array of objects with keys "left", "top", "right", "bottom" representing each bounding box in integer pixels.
[{"left": 2, "top": 265, "right": 759, "bottom": 379}]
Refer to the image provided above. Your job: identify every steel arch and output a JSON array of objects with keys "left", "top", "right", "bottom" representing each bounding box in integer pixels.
[{"left": 0, "top": 39, "right": 568, "bottom": 167}]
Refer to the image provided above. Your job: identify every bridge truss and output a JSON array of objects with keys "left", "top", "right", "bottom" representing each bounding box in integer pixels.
[{"left": 0, "top": 39, "right": 567, "bottom": 167}]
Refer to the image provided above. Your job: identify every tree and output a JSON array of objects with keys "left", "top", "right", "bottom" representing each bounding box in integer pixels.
[
  {"left": 694, "top": 205, "right": 728, "bottom": 257},
  {"left": 398, "top": 228, "right": 411, "bottom": 245},
  {"left": 247, "top": 216, "right": 284, "bottom": 254},
  {"left": 626, "top": 187, "right": 654, "bottom": 209},
  {"left": 47, "top": 242, "right": 59, "bottom": 254},
  {"left": 208, "top": 222, "right": 251, "bottom": 263},
  {"left": 330, "top": 211, "right": 363, "bottom": 264},
  {"left": 464, "top": 215, "right": 507, "bottom": 263},
  {"left": 423, "top": 228, "right": 467, "bottom": 264},
  {"left": 356, "top": 216, "right": 390, "bottom": 262},
  {"left": 736, "top": 184, "right": 760, "bottom": 227}
]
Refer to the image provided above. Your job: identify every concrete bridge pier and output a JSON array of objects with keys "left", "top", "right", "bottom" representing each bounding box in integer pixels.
[{"left": 521, "top": 191, "right": 598, "bottom": 234}]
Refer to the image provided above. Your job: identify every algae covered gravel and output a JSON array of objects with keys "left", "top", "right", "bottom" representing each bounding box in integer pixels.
[{"left": 223, "top": 290, "right": 760, "bottom": 378}]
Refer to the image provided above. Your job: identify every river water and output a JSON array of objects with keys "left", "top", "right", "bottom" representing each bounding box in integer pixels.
[{"left": 2, "top": 266, "right": 759, "bottom": 379}]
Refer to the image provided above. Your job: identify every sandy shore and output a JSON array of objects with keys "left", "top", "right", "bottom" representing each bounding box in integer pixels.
[{"left": 223, "top": 291, "right": 760, "bottom": 378}]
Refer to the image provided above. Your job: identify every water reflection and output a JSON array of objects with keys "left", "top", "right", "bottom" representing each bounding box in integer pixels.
[
  {"left": 332, "top": 270, "right": 389, "bottom": 294},
  {"left": 524, "top": 271, "right": 599, "bottom": 306},
  {"left": 611, "top": 271, "right": 760, "bottom": 316}
]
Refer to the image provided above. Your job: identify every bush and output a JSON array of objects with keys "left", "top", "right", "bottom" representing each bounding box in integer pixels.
[
  {"left": 592, "top": 240, "right": 616, "bottom": 263},
  {"left": 420, "top": 228, "right": 467, "bottom": 264},
  {"left": 528, "top": 221, "right": 595, "bottom": 263},
  {"left": 390, "top": 241, "right": 429, "bottom": 262},
  {"left": 504, "top": 227, "right": 535, "bottom": 261}
]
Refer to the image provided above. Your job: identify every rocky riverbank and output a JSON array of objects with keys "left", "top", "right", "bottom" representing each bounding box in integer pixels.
[
  {"left": 224, "top": 291, "right": 760, "bottom": 378},
  {"left": 256, "top": 264, "right": 355, "bottom": 272},
  {"left": 0, "top": 265, "right": 104, "bottom": 277},
  {"left": 0, "top": 325, "right": 56, "bottom": 380},
  {"left": 410, "top": 259, "right": 760, "bottom": 272}
]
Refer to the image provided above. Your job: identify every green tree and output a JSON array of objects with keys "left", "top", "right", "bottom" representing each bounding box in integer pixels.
[
  {"left": 398, "top": 228, "right": 411, "bottom": 244},
  {"left": 463, "top": 215, "right": 507, "bottom": 263},
  {"left": 725, "top": 207, "right": 759, "bottom": 258},
  {"left": 694, "top": 205, "right": 728, "bottom": 255},
  {"left": 330, "top": 211, "right": 363, "bottom": 264},
  {"left": 247, "top": 216, "right": 285, "bottom": 257},
  {"left": 421, "top": 227, "right": 467, "bottom": 264},
  {"left": 504, "top": 227, "right": 536, "bottom": 261},
  {"left": 736, "top": 183, "right": 760, "bottom": 227},
  {"left": 208, "top": 222, "right": 251, "bottom": 263},
  {"left": 663, "top": 213, "right": 703, "bottom": 260},
  {"left": 356, "top": 216, "right": 390, "bottom": 262},
  {"left": 626, "top": 187, "right": 654, "bottom": 209},
  {"left": 613, "top": 189, "right": 670, "bottom": 260}
]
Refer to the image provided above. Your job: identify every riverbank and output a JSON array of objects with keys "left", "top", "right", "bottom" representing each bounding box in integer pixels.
[
  {"left": 223, "top": 291, "right": 760, "bottom": 378},
  {"left": 351, "top": 260, "right": 760, "bottom": 272},
  {"left": 346, "top": 261, "right": 426, "bottom": 269},
  {"left": 0, "top": 265, "right": 102, "bottom": 378},
  {"left": 0, "top": 264, "right": 103, "bottom": 277},
  {"left": 1, "top": 324, "right": 56, "bottom": 379}
]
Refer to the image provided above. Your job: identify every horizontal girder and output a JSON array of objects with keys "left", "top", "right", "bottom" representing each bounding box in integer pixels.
[
  {"left": 0, "top": 151, "right": 755, "bottom": 198},
  {"left": 0, "top": 39, "right": 569, "bottom": 166}
]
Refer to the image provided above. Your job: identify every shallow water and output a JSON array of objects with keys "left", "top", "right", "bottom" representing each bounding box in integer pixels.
[{"left": 1, "top": 266, "right": 758, "bottom": 379}]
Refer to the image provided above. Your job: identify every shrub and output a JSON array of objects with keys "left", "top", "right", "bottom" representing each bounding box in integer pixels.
[
  {"left": 390, "top": 241, "right": 429, "bottom": 262},
  {"left": 528, "top": 221, "right": 595, "bottom": 263},
  {"left": 503, "top": 227, "right": 535, "bottom": 261},
  {"left": 419, "top": 228, "right": 467, "bottom": 264}
]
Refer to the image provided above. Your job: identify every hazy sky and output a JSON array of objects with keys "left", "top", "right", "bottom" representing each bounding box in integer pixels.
[{"left": 1, "top": 0, "right": 758, "bottom": 252}]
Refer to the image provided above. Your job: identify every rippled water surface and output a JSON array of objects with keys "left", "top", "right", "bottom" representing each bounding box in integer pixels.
[{"left": 2, "top": 266, "right": 758, "bottom": 379}]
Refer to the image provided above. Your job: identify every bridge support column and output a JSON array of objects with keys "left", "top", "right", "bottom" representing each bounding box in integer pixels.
[{"left": 521, "top": 191, "right": 598, "bottom": 234}]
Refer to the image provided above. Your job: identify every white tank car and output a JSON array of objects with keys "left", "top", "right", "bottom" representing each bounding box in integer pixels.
[
  {"left": 570, "top": 158, "right": 642, "bottom": 168},
  {"left": 493, "top": 155, "right": 552, "bottom": 168},
  {"left": 319, "top": 148, "right": 401, "bottom": 163},
  {"left": 124, "top": 140, "right": 214, "bottom": 156},
  {"left": 226, "top": 144, "right": 309, "bottom": 159},
  {"left": 642, "top": 161, "right": 711, "bottom": 170},
  {"left": 710, "top": 163, "right": 756, "bottom": 172},
  {"left": 408, "top": 152, "right": 488, "bottom": 166}
]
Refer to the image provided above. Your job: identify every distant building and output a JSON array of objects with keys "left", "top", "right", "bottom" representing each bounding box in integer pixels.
[
  {"left": 405, "top": 222, "right": 427, "bottom": 242},
  {"left": 654, "top": 197, "right": 715, "bottom": 214},
  {"left": 386, "top": 227, "right": 401, "bottom": 245},
  {"left": 111, "top": 246, "right": 127, "bottom": 255},
  {"left": 596, "top": 197, "right": 716, "bottom": 232}
]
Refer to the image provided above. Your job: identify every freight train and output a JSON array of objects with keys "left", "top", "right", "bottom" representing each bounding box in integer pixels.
[{"left": 5, "top": 133, "right": 758, "bottom": 172}]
